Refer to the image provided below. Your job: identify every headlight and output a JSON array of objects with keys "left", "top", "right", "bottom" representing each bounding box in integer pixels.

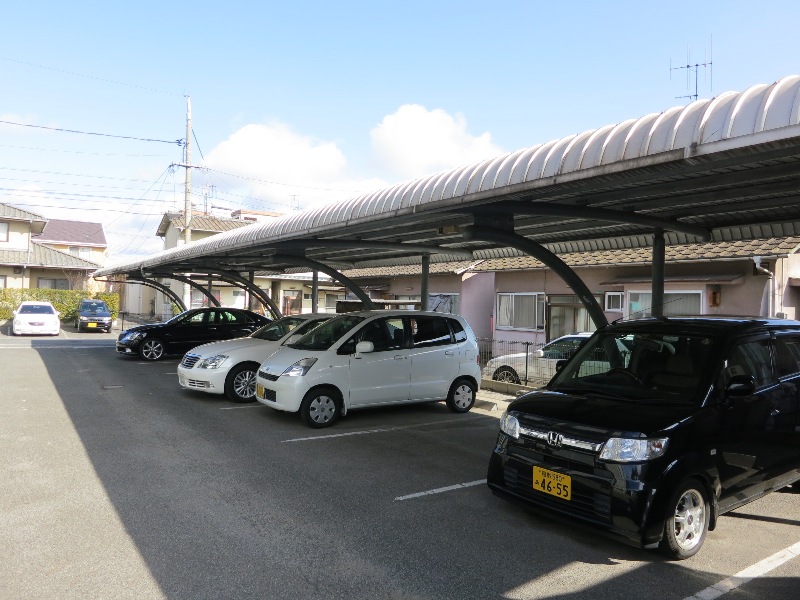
[
  {"left": 197, "top": 355, "right": 229, "bottom": 369},
  {"left": 499, "top": 411, "right": 520, "bottom": 439},
  {"left": 122, "top": 332, "right": 145, "bottom": 342},
  {"left": 80, "top": 316, "right": 88, "bottom": 321},
  {"left": 282, "top": 358, "right": 318, "bottom": 377},
  {"left": 599, "top": 437, "right": 669, "bottom": 462}
]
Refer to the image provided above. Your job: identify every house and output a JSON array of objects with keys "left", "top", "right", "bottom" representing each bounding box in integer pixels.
[
  {"left": 0, "top": 203, "right": 103, "bottom": 290},
  {"left": 125, "top": 209, "right": 346, "bottom": 318},
  {"left": 32, "top": 218, "right": 108, "bottom": 266},
  {"left": 339, "top": 237, "right": 800, "bottom": 343}
]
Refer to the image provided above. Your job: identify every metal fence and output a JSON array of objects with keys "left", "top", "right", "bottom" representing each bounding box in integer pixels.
[{"left": 477, "top": 337, "right": 549, "bottom": 387}]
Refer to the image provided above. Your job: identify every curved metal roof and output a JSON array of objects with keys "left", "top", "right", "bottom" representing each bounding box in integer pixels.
[{"left": 96, "top": 75, "right": 800, "bottom": 278}]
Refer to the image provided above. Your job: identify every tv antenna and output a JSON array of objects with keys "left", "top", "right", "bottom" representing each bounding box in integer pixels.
[{"left": 670, "top": 38, "right": 713, "bottom": 102}]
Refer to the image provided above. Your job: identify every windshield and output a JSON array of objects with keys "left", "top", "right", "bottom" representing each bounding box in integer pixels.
[
  {"left": 250, "top": 316, "right": 327, "bottom": 341},
  {"left": 288, "top": 314, "right": 365, "bottom": 351},
  {"left": 548, "top": 331, "right": 717, "bottom": 404},
  {"left": 80, "top": 301, "right": 108, "bottom": 311},
  {"left": 19, "top": 304, "right": 55, "bottom": 315}
]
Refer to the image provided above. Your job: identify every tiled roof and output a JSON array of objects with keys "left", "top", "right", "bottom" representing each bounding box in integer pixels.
[
  {"left": 0, "top": 203, "right": 46, "bottom": 222},
  {"left": 340, "top": 238, "right": 800, "bottom": 279},
  {"left": 33, "top": 218, "right": 107, "bottom": 247},
  {"left": 156, "top": 212, "right": 251, "bottom": 236},
  {"left": 0, "top": 242, "right": 100, "bottom": 269}
]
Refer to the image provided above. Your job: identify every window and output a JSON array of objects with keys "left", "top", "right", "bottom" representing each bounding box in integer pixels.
[
  {"left": 218, "top": 310, "right": 247, "bottom": 324},
  {"left": 69, "top": 246, "right": 92, "bottom": 259},
  {"left": 325, "top": 294, "right": 345, "bottom": 309},
  {"left": 775, "top": 336, "right": 800, "bottom": 378},
  {"left": 412, "top": 316, "right": 452, "bottom": 348},
  {"left": 605, "top": 292, "right": 623, "bottom": 312},
  {"left": 449, "top": 318, "right": 467, "bottom": 343},
  {"left": 0, "top": 222, "right": 8, "bottom": 242},
  {"left": 351, "top": 317, "right": 405, "bottom": 352},
  {"left": 627, "top": 291, "right": 702, "bottom": 318},
  {"left": 496, "top": 293, "right": 545, "bottom": 330},
  {"left": 38, "top": 278, "right": 69, "bottom": 290},
  {"left": 723, "top": 339, "right": 774, "bottom": 388}
]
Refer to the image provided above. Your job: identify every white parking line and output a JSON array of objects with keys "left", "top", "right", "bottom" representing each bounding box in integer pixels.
[
  {"left": 683, "top": 541, "right": 800, "bottom": 600},
  {"left": 281, "top": 416, "right": 485, "bottom": 443},
  {"left": 394, "top": 479, "right": 486, "bottom": 501}
]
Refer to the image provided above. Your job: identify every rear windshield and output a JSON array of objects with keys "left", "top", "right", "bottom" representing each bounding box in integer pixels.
[
  {"left": 548, "top": 331, "right": 717, "bottom": 404},
  {"left": 19, "top": 305, "right": 55, "bottom": 314},
  {"left": 288, "top": 314, "right": 365, "bottom": 351}
]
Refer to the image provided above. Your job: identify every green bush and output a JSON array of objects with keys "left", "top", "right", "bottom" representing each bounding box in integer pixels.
[{"left": 0, "top": 289, "right": 120, "bottom": 321}]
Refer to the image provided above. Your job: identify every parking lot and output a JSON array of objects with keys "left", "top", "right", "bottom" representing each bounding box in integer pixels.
[{"left": 1, "top": 326, "right": 799, "bottom": 599}]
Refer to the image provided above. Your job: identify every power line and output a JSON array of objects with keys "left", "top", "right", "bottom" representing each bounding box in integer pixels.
[
  {"left": 0, "top": 143, "right": 168, "bottom": 158},
  {"left": 0, "top": 119, "right": 182, "bottom": 145}
]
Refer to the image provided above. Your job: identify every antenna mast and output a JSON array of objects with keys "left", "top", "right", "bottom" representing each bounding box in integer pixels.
[{"left": 670, "top": 38, "right": 713, "bottom": 102}]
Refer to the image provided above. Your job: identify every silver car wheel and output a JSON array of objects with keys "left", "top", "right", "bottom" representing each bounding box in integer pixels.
[
  {"left": 452, "top": 383, "right": 474, "bottom": 409},
  {"left": 140, "top": 339, "right": 165, "bottom": 361},
  {"left": 232, "top": 369, "right": 256, "bottom": 399},
  {"left": 671, "top": 488, "right": 706, "bottom": 552},
  {"left": 308, "top": 395, "right": 337, "bottom": 424}
]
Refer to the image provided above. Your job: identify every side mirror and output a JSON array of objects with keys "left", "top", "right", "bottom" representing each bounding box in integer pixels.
[
  {"left": 725, "top": 374, "right": 756, "bottom": 397},
  {"left": 355, "top": 341, "right": 374, "bottom": 357},
  {"left": 11, "top": 310, "right": 17, "bottom": 316},
  {"left": 533, "top": 349, "right": 545, "bottom": 358}
]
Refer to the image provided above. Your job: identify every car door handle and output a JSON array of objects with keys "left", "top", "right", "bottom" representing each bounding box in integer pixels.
[
  {"left": 394, "top": 355, "right": 407, "bottom": 360},
  {"left": 445, "top": 350, "right": 454, "bottom": 356}
]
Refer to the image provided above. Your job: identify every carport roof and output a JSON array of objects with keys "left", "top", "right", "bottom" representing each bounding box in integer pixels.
[{"left": 94, "top": 75, "right": 800, "bottom": 280}]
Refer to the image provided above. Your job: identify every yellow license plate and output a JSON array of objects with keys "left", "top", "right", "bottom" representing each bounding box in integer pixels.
[
  {"left": 87, "top": 322, "right": 97, "bottom": 328},
  {"left": 533, "top": 466, "right": 571, "bottom": 501},
  {"left": 256, "top": 384, "right": 264, "bottom": 399}
]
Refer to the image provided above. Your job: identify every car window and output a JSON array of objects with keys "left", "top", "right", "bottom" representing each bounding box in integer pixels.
[
  {"left": 348, "top": 317, "right": 405, "bottom": 352},
  {"left": 252, "top": 316, "right": 308, "bottom": 341},
  {"left": 723, "top": 339, "right": 774, "bottom": 388},
  {"left": 218, "top": 310, "right": 246, "bottom": 324},
  {"left": 292, "top": 314, "right": 365, "bottom": 351},
  {"left": 542, "top": 338, "right": 583, "bottom": 359},
  {"left": 449, "top": 318, "right": 467, "bottom": 343},
  {"left": 775, "top": 336, "right": 800, "bottom": 378},
  {"left": 411, "top": 316, "right": 452, "bottom": 348},
  {"left": 19, "top": 304, "right": 55, "bottom": 314},
  {"left": 185, "top": 311, "right": 209, "bottom": 326}
]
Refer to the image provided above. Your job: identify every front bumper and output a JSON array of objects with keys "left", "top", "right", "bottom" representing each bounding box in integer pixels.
[
  {"left": 13, "top": 321, "right": 60, "bottom": 335},
  {"left": 487, "top": 433, "right": 663, "bottom": 549},
  {"left": 177, "top": 364, "right": 226, "bottom": 395},
  {"left": 116, "top": 341, "right": 141, "bottom": 355},
  {"left": 254, "top": 373, "right": 306, "bottom": 413}
]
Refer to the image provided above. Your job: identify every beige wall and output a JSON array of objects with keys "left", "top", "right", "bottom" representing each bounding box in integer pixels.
[{"left": 1, "top": 221, "right": 31, "bottom": 251}]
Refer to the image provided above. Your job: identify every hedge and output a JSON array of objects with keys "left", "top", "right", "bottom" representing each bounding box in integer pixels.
[{"left": 0, "top": 289, "right": 120, "bottom": 321}]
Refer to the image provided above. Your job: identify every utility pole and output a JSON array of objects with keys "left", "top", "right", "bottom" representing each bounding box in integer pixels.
[{"left": 184, "top": 96, "right": 192, "bottom": 246}]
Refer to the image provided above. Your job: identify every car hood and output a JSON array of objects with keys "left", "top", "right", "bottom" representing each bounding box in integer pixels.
[
  {"left": 121, "top": 322, "right": 169, "bottom": 335},
  {"left": 80, "top": 309, "right": 112, "bottom": 318},
  {"left": 508, "top": 390, "right": 697, "bottom": 437},
  {"left": 257, "top": 346, "right": 318, "bottom": 376},
  {"left": 187, "top": 336, "right": 277, "bottom": 357}
]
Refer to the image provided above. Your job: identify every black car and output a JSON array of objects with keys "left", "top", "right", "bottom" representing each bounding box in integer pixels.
[
  {"left": 487, "top": 317, "right": 800, "bottom": 560},
  {"left": 116, "top": 307, "right": 271, "bottom": 361},
  {"left": 75, "top": 298, "right": 113, "bottom": 332}
]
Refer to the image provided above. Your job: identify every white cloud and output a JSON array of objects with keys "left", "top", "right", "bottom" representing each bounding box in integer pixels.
[
  {"left": 370, "top": 104, "right": 504, "bottom": 180},
  {"left": 204, "top": 122, "right": 385, "bottom": 212}
]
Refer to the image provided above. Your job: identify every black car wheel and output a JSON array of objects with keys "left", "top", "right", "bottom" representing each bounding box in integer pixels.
[
  {"left": 446, "top": 378, "right": 476, "bottom": 413},
  {"left": 139, "top": 338, "right": 166, "bottom": 361},
  {"left": 224, "top": 362, "right": 259, "bottom": 403},
  {"left": 300, "top": 387, "right": 341, "bottom": 428},
  {"left": 493, "top": 366, "right": 520, "bottom": 384},
  {"left": 660, "top": 479, "right": 710, "bottom": 560}
]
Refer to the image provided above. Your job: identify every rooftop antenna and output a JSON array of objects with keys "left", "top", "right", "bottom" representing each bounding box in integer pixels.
[{"left": 670, "top": 37, "right": 713, "bottom": 102}]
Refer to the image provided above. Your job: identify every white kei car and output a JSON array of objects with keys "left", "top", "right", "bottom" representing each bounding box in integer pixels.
[
  {"left": 255, "top": 310, "right": 482, "bottom": 428},
  {"left": 177, "top": 313, "right": 331, "bottom": 402},
  {"left": 11, "top": 301, "right": 61, "bottom": 336},
  {"left": 482, "top": 333, "right": 593, "bottom": 386}
]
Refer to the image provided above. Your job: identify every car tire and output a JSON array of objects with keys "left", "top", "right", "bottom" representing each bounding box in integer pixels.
[
  {"left": 493, "top": 366, "right": 520, "bottom": 384},
  {"left": 446, "top": 378, "right": 476, "bottom": 413},
  {"left": 224, "top": 362, "right": 259, "bottom": 403},
  {"left": 139, "top": 338, "right": 166, "bottom": 361},
  {"left": 659, "top": 479, "right": 710, "bottom": 560},
  {"left": 300, "top": 387, "right": 342, "bottom": 428}
]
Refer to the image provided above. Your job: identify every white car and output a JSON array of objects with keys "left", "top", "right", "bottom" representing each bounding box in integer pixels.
[
  {"left": 255, "top": 310, "right": 482, "bottom": 428},
  {"left": 11, "top": 301, "right": 61, "bottom": 336},
  {"left": 177, "top": 313, "right": 331, "bottom": 402},
  {"left": 482, "top": 333, "right": 593, "bottom": 386}
]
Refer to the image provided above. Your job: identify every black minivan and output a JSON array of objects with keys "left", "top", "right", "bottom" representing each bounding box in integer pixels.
[{"left": 487, "top": 317, "right": 800, "bottom": 559}]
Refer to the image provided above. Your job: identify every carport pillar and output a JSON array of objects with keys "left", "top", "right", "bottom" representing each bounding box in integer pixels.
[
  {"left": 420, "top": 254, "right": 430, "bottom": 311},
  {"left": 311, "top": 271, "right": 319, "bottom": 312},
  {"left": 652, "top": 230, "right": 665, "bottom": 318},
  {"left": 248, "top": 271, "right": 255, "bottom": 310}
]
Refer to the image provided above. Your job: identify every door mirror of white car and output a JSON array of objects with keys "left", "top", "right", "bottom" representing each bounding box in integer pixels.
[
  {"left": 355, "top": 341, "right": 374, "bottom": 357},
  {"left": 534, "top": 349, "right": 544, "bottom": 358},
  {"left": 11, "top": 310, "right": 16, "bottom": 316}
]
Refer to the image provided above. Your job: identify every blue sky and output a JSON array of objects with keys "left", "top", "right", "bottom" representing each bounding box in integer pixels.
[{"left": 1, "top": 1, "right": 798, "bottom": 259}]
